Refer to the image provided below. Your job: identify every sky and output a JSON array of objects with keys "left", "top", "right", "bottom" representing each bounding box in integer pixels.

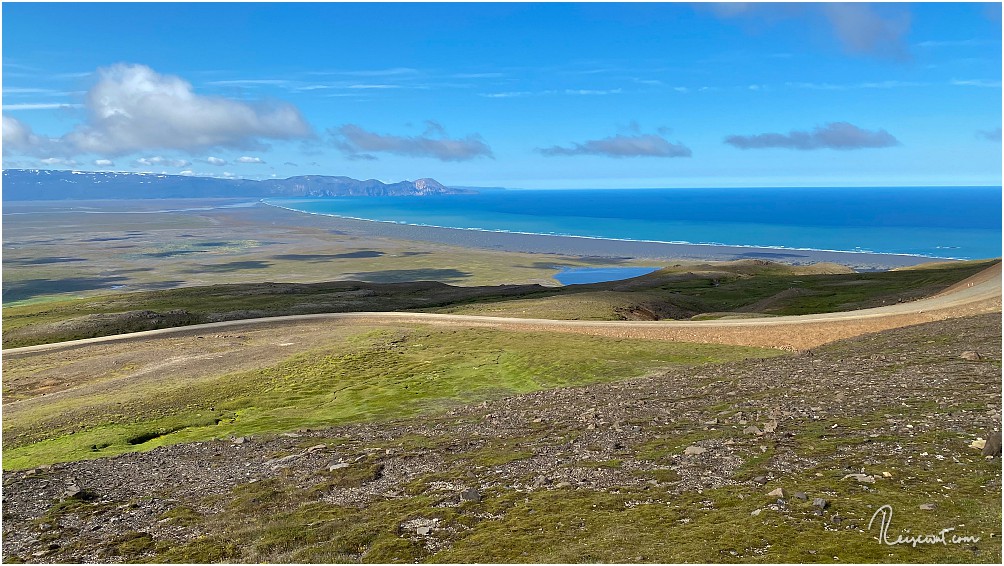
[{"left": 2, "top": 2, "right": 1001, "bottom": 188}]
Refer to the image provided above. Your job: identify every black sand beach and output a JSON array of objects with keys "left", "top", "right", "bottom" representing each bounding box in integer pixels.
[{"left": 256, "top": 202, "right": 949, "bottom": 271}]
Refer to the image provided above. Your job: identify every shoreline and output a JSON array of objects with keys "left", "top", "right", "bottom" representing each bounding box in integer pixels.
[{"left": 257, "top": 201, "right": 956, "bottom": 271}]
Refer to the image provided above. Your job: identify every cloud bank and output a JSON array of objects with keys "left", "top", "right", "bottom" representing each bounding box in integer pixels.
[
  {"left": 539, "top": 133, "right": 692, "bottom": 158},
  {"left": 330, "top": 123, "right": 493, "bottom": 161},
  {"left": 3, "top": 64, "right": 312, "bottom": 157},
  {"left": 724, "top": 122, "right": 900, "bottom": 150}
]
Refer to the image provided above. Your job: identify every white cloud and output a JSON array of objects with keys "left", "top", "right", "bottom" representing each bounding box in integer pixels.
[
  {"left": 39, "top": 157, "right": 78, "bottom": 166},
  {"left": 331, "top": 123, "right": 493, "bottom": 161},
  {"left": 2, "top": 103, "right": 83, "bottom": 111},
  {"left": 704, "top": 3, "right": 911, "bottom": 60},
  {"left": 205, "top": 156, "right": 227, "bottom": 165},
  {"left": 134, "top": 156, "right": 192, "bottom": 167},
  {"left": 725, "top": 122, "right": 900, "bottom": 150},
  {"left": 93, "top": 159, "right": 115, "bottom": 167},
  {"left": 236, "top": 156, "right": 265, "bottom": 164},
  {"left": 950, "top": 79, "right": 1002, "bottom": 88},
  {"left": 2, "top": 115, "right": 50, "bottom": 155},
  {"left": 539, "top": 132, "right": 692, "bottom": 158},
  {"left": 3, "top": 63, "right": 312, "bottom": 157}
]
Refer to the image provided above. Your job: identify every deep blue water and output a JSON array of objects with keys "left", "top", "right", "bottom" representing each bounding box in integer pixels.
[
  {"left": 267, "top": 187, "right": 1002, "bottom": 260},
  {"left": 554, "top": 266, "right": 661, "bottom": 285}
]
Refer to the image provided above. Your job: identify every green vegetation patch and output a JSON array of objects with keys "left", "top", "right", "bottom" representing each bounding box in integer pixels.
[{"left": 3, "top": 327, "right": 782, "bottom": 470}]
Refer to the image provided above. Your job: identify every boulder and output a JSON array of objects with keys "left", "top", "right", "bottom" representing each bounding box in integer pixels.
[
  {"left": 983, "top": 431, "right": 1002, "bottom": 457},
  {"left": 766, "top": 487, "right": 787, "bottom": 498}
]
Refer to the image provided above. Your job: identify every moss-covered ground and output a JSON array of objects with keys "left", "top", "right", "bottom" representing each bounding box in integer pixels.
[{"left": 3, "top": 327, "right": 781, "bottom": 470}]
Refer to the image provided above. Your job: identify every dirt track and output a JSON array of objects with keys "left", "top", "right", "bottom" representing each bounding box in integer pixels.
[{"left": 4, "top": 263, "right": 1000, "bottom": 357}]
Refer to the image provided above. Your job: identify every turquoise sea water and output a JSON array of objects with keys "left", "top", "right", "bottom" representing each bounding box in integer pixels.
[
  {"left": 267, "top": 187, "right": 1002, "bottom": 260},
  {"left": 554, "top": 266, "right": 661, "bottom": 285}
]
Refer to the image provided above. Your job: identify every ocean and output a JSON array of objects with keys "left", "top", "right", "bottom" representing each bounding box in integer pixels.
[{"left": 266, "top": 186, "right": 1003, "bottom": 260}]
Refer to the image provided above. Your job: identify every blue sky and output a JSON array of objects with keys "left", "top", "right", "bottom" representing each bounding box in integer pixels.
[{"left": 2, "top": 2, "right": 1001, "bottom": 188}]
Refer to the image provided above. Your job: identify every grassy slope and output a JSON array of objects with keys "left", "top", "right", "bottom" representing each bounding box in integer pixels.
[
  {"left": 429, "top": 260, "right": 996, "bottom": 318},
  {"left": 2, "top": 327, "right": 782, "bottom": 470},
  {"left": 3, "top": 260, "right": 996, "bottom": 348},
  {"left": 29, "top": 314, "right": 996, "bottom": 564}
]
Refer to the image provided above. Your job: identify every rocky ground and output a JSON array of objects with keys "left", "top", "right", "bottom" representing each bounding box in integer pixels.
[{"left": 2, "top": 313, "right": 1001, "bottom": 563}]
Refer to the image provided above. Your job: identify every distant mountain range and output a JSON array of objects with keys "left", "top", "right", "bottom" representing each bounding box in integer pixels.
[{"left": 1, "top": 169, "right": 471, "bottom": 200}]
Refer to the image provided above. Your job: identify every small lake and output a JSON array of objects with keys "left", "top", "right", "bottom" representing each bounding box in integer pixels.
[{"left": 553, "top": 266, "right": 661, "bottom": 285}]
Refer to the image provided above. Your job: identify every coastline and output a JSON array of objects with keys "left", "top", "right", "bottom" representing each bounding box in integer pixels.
[{"left": 257, "top": 201, "right": 953, "bottom": 271}]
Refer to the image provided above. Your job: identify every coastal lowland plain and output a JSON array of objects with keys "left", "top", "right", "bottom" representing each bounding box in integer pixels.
[{"left": 2, "top": 198, "right": 1001, "bottom": 564}]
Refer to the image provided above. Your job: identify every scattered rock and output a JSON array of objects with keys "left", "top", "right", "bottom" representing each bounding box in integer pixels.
[
  {"left": 752, "top": 475, "right": 768, "bottom": 485},
  {"left": 766, "top": 487, "right": 787, "bottom": 499},
  {"left": 982, "top": 432, "right": 1002, "bottom": 457},
  {"left": 919, "top": 503, "right": 937, "bottom": 511},
  {"left": 750, "top": 509, "right": 762, "bottom": 516},
  {"left": 793, "top": 492, "right": 808, "bottom": 501},
  {"left": 970, "top": 438, "right": 987, "bottom": 450},
  {"left": 743, "top": 425, "right": 763, "bottom": 436},
  {"left": 416, "top": 526, "right": 432, "bottom": 536},
  {"left": 231, "top": 437, "right": 246, "bottom": 445},
  {"left": 960, "top": 351, "right": 982, "bottom": 361},
  {"left": 460, "top": 488, "right": 482, "bottom": 503},
  {"left": 881, "top": 471, "right": 893, "bottom": 478},
  {"left": 62, "top": 485, "right": 81, "bottom": 499},
  {"left": 841, "top": 473, "right": 876, "bottom": 483},
  {"left": 683, "top": 445, "right": 707, "bottom": 456},
  {"left": 812, "top": 498, "right": 829, "bottom": 509},
  {"left": 265, "top": 454, "right": 300, "bottom": 468},
  {"left": 306, "top": 444, "right": 326, "bottom": 453},
  {"left": 762, "top": 420, "right": 778, "bottom": 433},
  {"left": 328, "top": 462, "right": 350, "bottom": 471}
]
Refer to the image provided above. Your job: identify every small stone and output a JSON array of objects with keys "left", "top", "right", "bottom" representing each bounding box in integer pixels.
[
  {"left": 231, "top": 436, "right": 246, "bottom": 445},
  {"left": 970, "top": 438, "right": 987, "bottom": 450},
  {"left": 762, "top": 420, "right": 778, "bottom": 434},
  {"left": 684, "top": 445, "right": 707, "bottom": 456},
  {"left": 881, "top": 471, "right": 893, "bottom": 478},
  {"left": 460, "top": 488, "right": 482, "bottom": 503},
  {"left": 982, "top": 432, "right": 1002, "bottom": 457},
  {"left": 841, "top": 473, "right": 876, "bottom": 484},
  {"left": 812, "top": 498, "right": 829, "bottom": 509},
  {"left": 416, "top": 526, "right": 432, "bottom": 536},
  {"left": 555, "top": 482, "right": 572, "bottom": 489},
  {"left": 767, "top": 487, "right": 787, "bottom": 498},
  {"left": 752, "top": 475, "right": 768, "bottom": 485},
  {"left": 62, "top": 484, "right": 81, "bottom": 499},
  {"left": 960, "top": 351, "right": 982, "bottom": 361},
  {"left": 750, "top": 509, "right": 762, "bottom": 516},
  {"left": 919, "top": 503, "right": 936, "bottom": 511},
  {"left": 328, "top": 462, "right": 350, "bottom": 471},
  {"left": 743, "top": 425, "right": 763, "bottom": 436},
  {"left": 793, "top": 492, "right": 808, "bottom": 501},
  {"left": 306, "top": 444, "right": 326, "bottom": 453}
]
